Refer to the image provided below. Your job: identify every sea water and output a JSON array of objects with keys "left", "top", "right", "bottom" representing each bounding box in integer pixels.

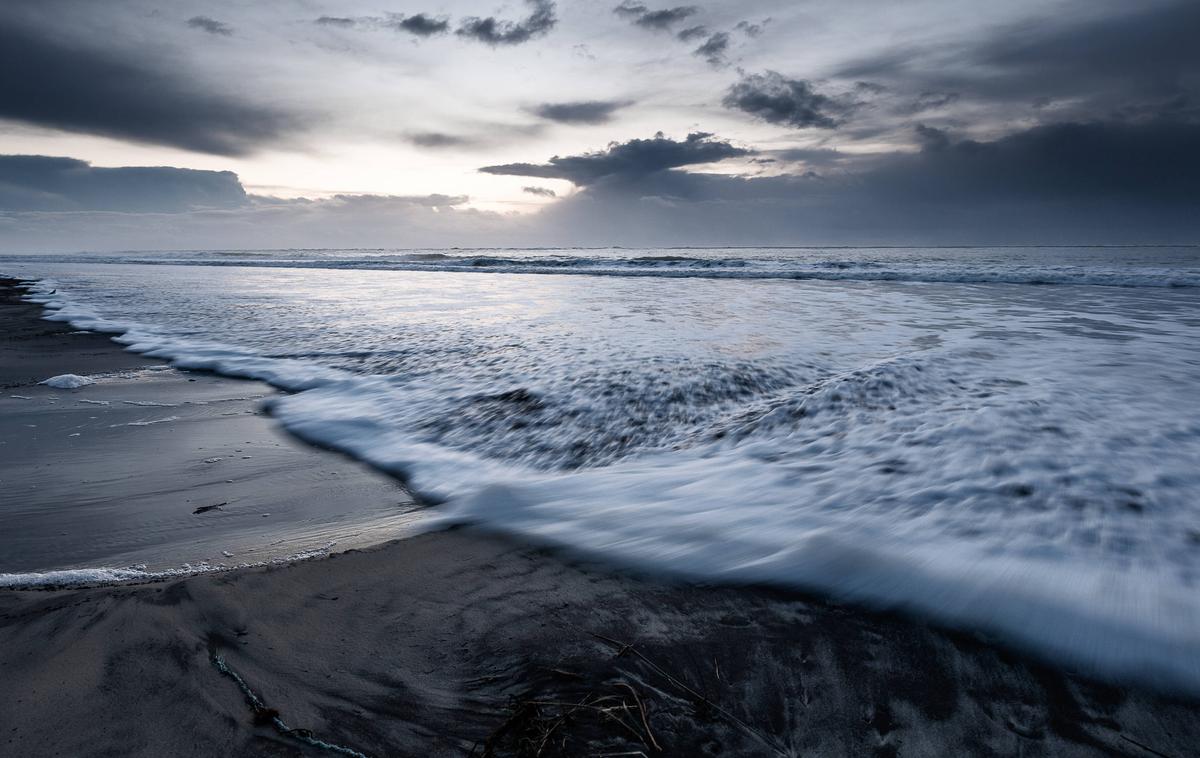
[{"left": 3, "top": 246, "right": 1199, "bottom": 689}]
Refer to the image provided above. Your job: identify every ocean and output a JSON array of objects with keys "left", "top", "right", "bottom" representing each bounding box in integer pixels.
[{"left": 4, "top": 245, "right": 1200, "bottom": 687}]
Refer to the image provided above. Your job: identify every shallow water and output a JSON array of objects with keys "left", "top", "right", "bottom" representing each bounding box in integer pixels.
[{"left": 4, "top": 246, "right": 1200, "bottom": 689}]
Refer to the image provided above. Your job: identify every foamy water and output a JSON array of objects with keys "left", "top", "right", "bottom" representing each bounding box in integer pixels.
[{"left": 4, "top": 247, "right": 1200, "bottom": 690}]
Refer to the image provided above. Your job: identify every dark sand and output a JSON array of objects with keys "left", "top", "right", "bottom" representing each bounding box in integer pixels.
[{"left": 1, "top": 278, "right": 1198, "bottom": 757}]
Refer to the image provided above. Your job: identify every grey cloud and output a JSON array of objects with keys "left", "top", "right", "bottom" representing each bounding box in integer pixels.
[
  {"left": 456, "top": 0, "right": 557, "bottom": 46},
  {"left": 0, "top": 188, "right": 506, "bottom": 252},
  {"left": 769, "top": 147, "right": 847, "bottom": 166},
  {"left": 675, "top": 25, "right": 708, "bottom": 42},
  {"left": 314, "top": 12, "right": 449, "bottom": 37},
  {"left": 385, "top": 13, "right": 450, "bottom": 37},
  {"left": 612, "top": 2, "right": 647, "bottom": 18},
  {"left": 734, "top": 19, "right": 769, "bottom": 38},
  {"left": 0, "top": 21, "right": 304, "bottom": 156},
  {"left": 479, "top": 131, "right": 750, "bottom": 185},
  {"left": 522, "top": 186, "right": 557, "bottom": 197},
  {"left": 319, "top": 193, "right": 467, "bottom": 208},
  {"left": 913, "top": 123, "right": 952, "bottom": 151},
  {"left": 531, "top": 100, "right": 628, "bottom": 125},
  {"left": 408, "top": 132, "right": 474, "bottom": 148},
  {"left": 0, "top": 155, "right": 248, "bottom": 212},
  {"left": 723, "top": 71, "right": 853, "bottom": 129},
  {"left": 901, "top": 91, "right": 960, "bottom": 114},
  {"left": 694, "top": 32, "right": 729, "bottom": 67},
  {"left": 613, "top": 2, "right": 697, "bottom": 31},
  {"left": 186, "top": 16, "right": 232, "bottom": 36}
]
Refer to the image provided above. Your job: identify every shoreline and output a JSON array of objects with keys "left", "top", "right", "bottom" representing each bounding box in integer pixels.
[
  {"left": 2, "top": 278, "right": 1199, "bottom": 756},
  {"left": 0, "top": 277, "right": 424, "bottom": 579}
]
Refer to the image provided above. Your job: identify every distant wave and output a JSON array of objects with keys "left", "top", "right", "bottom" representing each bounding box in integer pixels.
[{"left": 4, "top": 251, "right": 1198, "bottom": 287}]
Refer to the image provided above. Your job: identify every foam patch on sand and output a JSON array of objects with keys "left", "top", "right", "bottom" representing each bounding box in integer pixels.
[{"left": 39, "top": 374, "right": 94, "bottom": 389}]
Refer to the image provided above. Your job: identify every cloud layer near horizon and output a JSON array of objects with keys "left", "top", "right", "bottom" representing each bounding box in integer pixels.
[{"left": 5, "top": 117, "right": 1199, "bottom": 250}]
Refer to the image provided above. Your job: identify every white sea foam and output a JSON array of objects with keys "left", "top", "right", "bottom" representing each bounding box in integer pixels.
[
  {"left": 7, "top": 252, "right": 1200, "bottom": 692},
  {"left": 39, "top": 374, "right": 94, "bottom": 389},
  {"left": 121, "top": 415, "right": 181, "bottom": 426},
  {"left": 0, "top": 544, "right": 339, "bottom": 589}
]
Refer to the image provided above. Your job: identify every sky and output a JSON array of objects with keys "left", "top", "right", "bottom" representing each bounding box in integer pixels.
[{"left": 0, "top": 0, "right": 1197, "bottom": 251}]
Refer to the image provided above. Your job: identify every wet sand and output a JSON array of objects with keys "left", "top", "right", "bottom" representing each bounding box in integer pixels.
[
  {"left": 0, "top": 279, "right": 420, "bottom": 575},
  {"left": 1, "top": 278, "right": 1198, "bottom": 757}
]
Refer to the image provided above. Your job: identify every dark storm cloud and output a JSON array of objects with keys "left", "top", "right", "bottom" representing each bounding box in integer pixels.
[
  {"left": 878, "top": 120, "right": 1200, "bottom": 203},
  {"left": 836, "top": 0, "right": 1200, "bottom": 123},
  {"left": 693, "top": 32, "right": 729, "bottom": 67},
  {"left": 0, "top": 155, "right": 248, "bottom": 212},
  {"left": 613, "top": 2, "right": 697, "bottom": 31},
  {"left": 479, "top": 132, "right": 750, "bottom": 185},
  {"left": 535, "top": 119, "right": 1200, "bottom": 245},
  {"left": 522, "top": 186, "right": 557, "bottom": 197},
  {"left": 531, "top": 100, "right": 628, "bottom": 125},
  {"left": 0, "top": 21, "right": 303, "bottom": 156},
  {"left": 385, "top": 13, "right": 450, "bottom": 37},
  {"left": 675, "top": 25, "right": 708, "bottom": 42},
  {"left": 186, "top": 16, "right": 232, "bottom": 36},
  {"left": 723, "top": 71, "right": 853, "bottom": 129},
  {"left": 456, "top": 0, "right": 557, "bottom": 46}
]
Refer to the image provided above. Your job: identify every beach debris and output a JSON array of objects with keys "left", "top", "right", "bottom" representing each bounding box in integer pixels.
[
  {"left": 38, "top": 374, "right": 94, "bottom": 389},
  {"left": 587, "top": 630, "right": 783, "bottom": 756},
  {"left": 193, "top": 501, "right": 228, "bottom": 515},
  {"left": 473, "top": 683, "right": 662, "bottom": 757},
  {"left": 209, "top": 648, "right": 370, "bottom": 758},
  {"left": 9, "top": 394, "right": 33, "bottom": 400}
]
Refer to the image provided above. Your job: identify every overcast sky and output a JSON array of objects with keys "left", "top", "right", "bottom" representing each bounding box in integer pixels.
[{"left": 1, "top": 0, "right": 1197, "bottom": 250}]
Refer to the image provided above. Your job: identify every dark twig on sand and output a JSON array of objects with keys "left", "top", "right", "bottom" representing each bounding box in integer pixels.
[
  {"left": 193, "top": 501, "right": 228, "bottom": 514},
  {"left": 616, "top": 682, "right": 661, "bottom": 752},
  {"left": 1120, "top": 734, "right": 1180, "bottom": 758}
]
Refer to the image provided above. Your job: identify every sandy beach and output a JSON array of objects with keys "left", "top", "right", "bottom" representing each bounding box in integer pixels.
[{"left": 2, "top": 277, "right": 1198, "bottom": 757}]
